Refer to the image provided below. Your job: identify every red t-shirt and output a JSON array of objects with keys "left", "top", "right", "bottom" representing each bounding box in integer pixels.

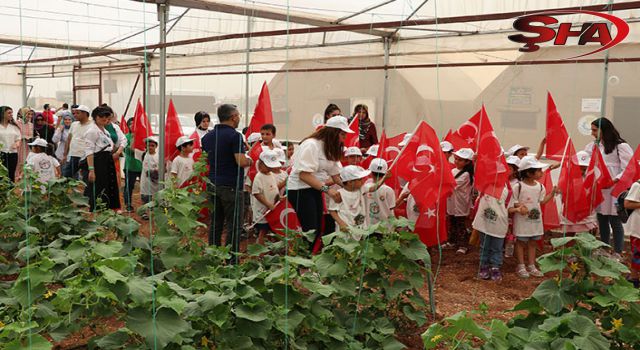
[{"left": 42, "top": 110, "right": 55, "bottom": 125}]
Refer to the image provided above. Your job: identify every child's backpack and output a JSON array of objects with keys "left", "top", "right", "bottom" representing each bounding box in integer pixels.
[{"left": 616, "top": 181, "right": 640, "bottom": 223}]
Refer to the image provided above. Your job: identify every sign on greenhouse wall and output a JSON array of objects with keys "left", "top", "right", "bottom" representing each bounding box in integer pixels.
[{"left": 508, "top": 10, "right": 629, "bottom": 59}]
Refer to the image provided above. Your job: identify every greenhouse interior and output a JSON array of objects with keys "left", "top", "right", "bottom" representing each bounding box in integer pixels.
[{"left": 1, "top": 0, "right": 640, "bottom": 349}]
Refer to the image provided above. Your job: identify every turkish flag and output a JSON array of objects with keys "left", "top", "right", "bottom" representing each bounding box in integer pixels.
[
  {"left": 545, "top": 92, "right": 571, "bottom": 162},
  {"left": 541, "top": 169, "right": 560, "bottom": 230},
  {"left": 584, "top": 144, "right": 614, "bottom": 211},
  {"left": 189, "top": 130, "right": 202, "bottom": 161},
  {"left": 266, "top": 199, "right": 302, "bottom": 237},
  {"left": 247, "top": 141, "right": 263, "bottom": 182},
  {"left": 344, "top": 116, "right": 360, "bottom": 148},
  {"left": 474, "top": 106, "right": 509, "bottom": 199},
  {"left": 546, "top": 93, "right": 590, "bottom": 223},
  {"left": 612, "top": 145, "right": 640, "bottom": 197},
  {"left": 164, "top": 99, "right": 184, "bottom": 161},
  {"left": 119, "top": 114, "right": 129, "bottom": 134},
  {"left": 376, "top": 131, "right": 405, "bottom": 163},
  {"left": 245, "top": 81, "right": 273, "bottom": 138},
  {"left": 445, "top": 108, "right": 489, "bottom": 152},
  {"left": 391, "top": 121, "right": 455, "bottom": 211},
  {"left": 414, "top": 201, "right": 447, "bottom": 247},
  {"left": 132, "top": 99, "right": 153, "bottom": 160}
]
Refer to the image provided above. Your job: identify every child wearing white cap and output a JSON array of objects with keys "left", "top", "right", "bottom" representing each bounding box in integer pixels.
[
  {"left": 171, "top": 136, "right": 195, "bottom": 187},
  {"left": 272, "top": 147, "right": 289, "bottom": 197},
  {"left": 140, "top": 136, "right": 159, "bottom": 220},
  {"left": 447, "top": 148, "right": 476, "bottom": 254},
  {"left": 344, "top": 146, "right": 363, "bottom": 166},
  {"left": 23, "top": 138, "right": 60, "bottom": 190},
  {"left": 364, "top": 158, "right": 396, "bottom": 227},
  {"left": 512, "top": 155, "right": 557, "bottom": 278},
  {"left": 328, "top": 165, "right": 388, "bottom": 235},
  {"left": 252, "top": 149, "right": 284, "bottom": 243}
]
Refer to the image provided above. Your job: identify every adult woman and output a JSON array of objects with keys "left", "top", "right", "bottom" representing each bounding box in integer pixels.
[
  {"left": 83, "top": 106, "right": 122, "bottom": 211},
  {"left": 0, "top": 106, "right": 21, "bottom": 182},
  {"left": 16, "top": 107, "right": 34, "bottom": 178},
  {"left": 102, "top": 105, "right": 126, "bottom": 189},
  {"left": 351, "top": 104, "right": 378, "bottom": 152},
  {"left": 287, "top": 116, "right": 353, "bottom": 249},
  {"left": 33, "top": 112, "right": 55, "bottom": 144},
  {"left": 585, "top": 117, "right": 634, "bottom": 256},
  {"left": 324, "top": 104, "right": 341, "bottom": 123},
  {"left": 52, "top": 112, "right": 73, "bottom": 161}
]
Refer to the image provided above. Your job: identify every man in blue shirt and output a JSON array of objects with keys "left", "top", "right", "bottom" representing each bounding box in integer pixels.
[{"left": 201, "top": 104, "right": 252, "bottom": 261}]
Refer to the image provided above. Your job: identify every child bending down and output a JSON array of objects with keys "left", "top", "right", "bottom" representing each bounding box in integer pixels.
[
  {"left": 328, "top": 165, "right": 388, "bottom": 238},
  {"left": 512, "top": 156, "right": 557, "bottom": 278}
]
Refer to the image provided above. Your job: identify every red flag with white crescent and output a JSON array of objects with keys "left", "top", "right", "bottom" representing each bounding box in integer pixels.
[{"left": 266, "top": 199, "right": 302, "bottom": 236}]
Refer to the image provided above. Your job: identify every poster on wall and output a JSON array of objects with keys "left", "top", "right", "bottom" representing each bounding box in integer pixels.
[
  {"left": 350, "top": 98, "right": 376, "bottom": 123},
  {"left": 581, "top": 98, "right": 602, "bottom": 113}
]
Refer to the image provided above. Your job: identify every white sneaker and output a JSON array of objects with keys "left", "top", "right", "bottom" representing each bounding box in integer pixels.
[
  {"left": 456, "top": 247, "right": 468, "bottom": 255},
  {"left": 441, "top": 242, "right": 455, "bottom": 250},
  {"left": 516, "top": 264, "right": 529, "bottom": 278},
  {"left": 527, "top": 264, "right": 544, "bottom": 277}
]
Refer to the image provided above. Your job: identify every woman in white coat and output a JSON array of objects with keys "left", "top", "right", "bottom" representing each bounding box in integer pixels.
[{"left": 585, "top": 117, "right": 634, "bottom": 255}]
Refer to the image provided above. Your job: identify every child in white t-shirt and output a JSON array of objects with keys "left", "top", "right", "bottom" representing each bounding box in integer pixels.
[
  {"left": 447, "top": 148, "right": 475, "bottom": 255},
  {"left": 473, "top": 187, "right": 518, "bottom": 281},
  {"left": 272, "top": 147, "right": 288, "bottom": 197},
  {"left": 512, "top": 156, "right": 557, "bottom": 279},
  {"left": 24, "top": 138, "right": 60, "bottom": 191},
  {"left": 328, "top": 165, "right": 387, "bottom": 238},
  {"left": 171, "top": 136, "right": 195, "bottom": 187},
  {"left": 252, "top": 150, "right": 283, "bottom": 243},
  {"left": 364, "top": 158, "right": 396, "bottom": 227},
  {"left": 140, "top": 136, "right": 159, "bottom": 220},
  {"left": 623, "top": 181, "right": 640, "bottom": 287}
]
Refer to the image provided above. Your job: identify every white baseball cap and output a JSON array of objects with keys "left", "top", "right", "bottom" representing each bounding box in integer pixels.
[
  {"left": 366, "top": 144, "right": 379, "bottom": 156},
  {"left": 506, "top": 155, "right": 520, "bottom": 166},
  {"left": 454, "top": 148, "right": 475, "bottom": 160},
  {"left": 274, "top": 147, "right": 287, "bottom": 163},
  {"left": 507, "top": 144, "right": 530, "bottom": 156},
  {"left": 344, "top": 146, "right": 362, "bottom": 157},
  {"left": 175, "top": 135, "right": 194, "bottom": 148},
  {"left": 440, "top": 141, "right": 454, "bottom": 152},
  {"left": 145, "top": 136, "right": 159, "bottom": 145},
  {"left": 28, "top": 138, "right": 48, "bottom": 147},
  {"left": 247, "top": 132, "right": 261, "bottom": 144},
  {"left": 576, "top": 151, "right": 590, "bottom": 167},
  {"left": 369, "top": 158, "right": 388, "bottom": 174},
  {"left": 398, "top": 133, "right": 413, "bottom": 147},
  {"left": 340, "top": 165, "right": 371, "bottom": 182},
  {"left": 259, "top": 149, "right": 281, "bottom": 168},
  {"left": 325, "top": 115, "right": 354, "bottom": 134},
  {"left": 72, "top": 104, "right": 91, "bottom": 114},
  {"left": 518, "top": 155, "right": 549, "bottom": 171}
]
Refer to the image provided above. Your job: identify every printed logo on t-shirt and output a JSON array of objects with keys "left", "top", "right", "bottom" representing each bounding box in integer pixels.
[
  {"left": 354, "top": 214, "right": 365, "bottom": 226},
  {"left": 369, "top": 202, "right": 380, "bottom": 215},
  {"left": 527, "top": 208, "right": 541, "bottom": 221},
  {"left": 483, "top": 207, "right": 498, "bottom": 222},
  {"left": 38, "top": 159, "right": 52, "bottom": 170}
]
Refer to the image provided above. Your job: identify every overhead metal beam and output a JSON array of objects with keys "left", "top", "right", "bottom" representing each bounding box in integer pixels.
[
  {"left": 0, "top": 36, "right": 146, "bottom": 57},
  {"left": 334, "top": 0, "right": 396, "bottom": 24},
  {"left": 132, "top": 0, "right": 396, "bottom": 38},
  {"left": 4, "top": 0, "right": 640, "bottom": 66},
  {"left": 391, "top": 0, "right": 430, "bottom": 36}
]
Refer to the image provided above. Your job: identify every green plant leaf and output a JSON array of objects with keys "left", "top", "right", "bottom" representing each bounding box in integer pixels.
[
  {"left": 127, "top": 277, "right": 154, "bottom": 305},
  {"left": 315, "top": 254, "right": 346, "bottom": 277},
  {"left": 301, "top": 280, "right": 336, "bottom": 297},
  {"left": 94, "top": 241, "right": 124, "bottom": 259},
  {"left": 126, "top": 307, "right": 190, "bottom": 349},
  {"left": 285, "top": 255, "right": 314, "bottom": 267},
  {"left": 402, "top": 304, "right": 427, "bottom": 326},
  {"left": 532, "top": 279, "right": 575, "bottom": 315},
  {"left": 4, "top": 334, "right": 52, "bottom": 350},
  {"left": 160, "top": 246, "right": 193, "bottom": 269},
  {"left": 96, "top": 265, "right": 127, "bottom": 284},
  {"left": 158, "top": 296, "right": 188, "bottom": 314},
  {"left": 276, "top": 310, "right": 305, "bottom": 337},
  {"left": 234, "top": 304, "right": 269, "bottom": 322},
  {"left": 608, "top": 281, "right": 640, "bottom": 302},
  {"left": 400, "top": 239, "right": 429, "bottom": 261},
  {"left": 384, "top": 280, "right": 411, "bottom": 301},
  {"left": 91, "top": 329, "right": 131, "bottom": 349}
]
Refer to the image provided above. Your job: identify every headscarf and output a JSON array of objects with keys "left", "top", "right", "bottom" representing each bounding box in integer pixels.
[
  {"left": 61, "top": 111, "right": 73, "bottom": 129},
  {"left": 33, "top": 113, "right": 46, "bottom": 133}
]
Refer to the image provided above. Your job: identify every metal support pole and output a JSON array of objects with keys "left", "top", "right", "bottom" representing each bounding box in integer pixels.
[
  {"left": 600, "top": 0, "right": 614, "bottom": 119},
  {"left": 382, "top": 37, "right": 390, "bottom": 129},
  {"left": 244, "top": 16, "right": 252, "bottom": 128},
  {"left": 158, "top": 2, "right": 168, "bottom": 187},
  {"left": 22, "top": 66, "right": 28, "bottom": 106}
]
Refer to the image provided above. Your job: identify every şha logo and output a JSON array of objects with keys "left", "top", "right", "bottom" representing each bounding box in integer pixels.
[{"left": 508, "top": 10, "right": 629, "bottom": 59}]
